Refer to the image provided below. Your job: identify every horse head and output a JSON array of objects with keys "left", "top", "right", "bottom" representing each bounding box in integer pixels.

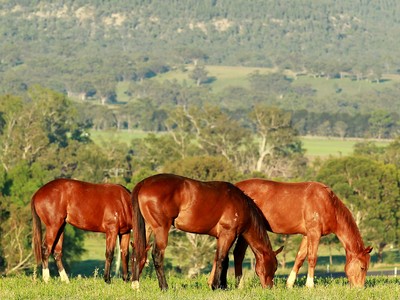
[
  {"left": 345, "top": 246, "right": 372, "bottom": 288},
  {"left": 256, "top": 246, "right": 284, "bottom": 288}
]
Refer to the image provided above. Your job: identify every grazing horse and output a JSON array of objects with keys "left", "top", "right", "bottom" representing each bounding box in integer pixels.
[
  {"left": 130, "top": 173, "right": 282, "bottom": 291},
  {"left": 230, "top": 179, "right": 372, "bottom": 288},
  {"left": 31, "top": 178, "right": 133, "bottom": 284}
]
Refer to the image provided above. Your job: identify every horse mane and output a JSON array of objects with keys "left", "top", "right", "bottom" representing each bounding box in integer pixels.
[
  {"left": 327, "top": 186, "right": 365, "bottom": 253},
  {"left": 232, "top": 183, "right": 271, "bottom": 242}
]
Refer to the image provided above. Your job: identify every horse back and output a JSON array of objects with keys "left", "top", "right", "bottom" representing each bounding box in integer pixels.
[
  {"left": 236, "top": 179, "right": 337, "bottom": 235},
  {"left": 32, "top": 178, "right": 132, "bottom": 233},
  {"left": 137, "top": 174, "right": 255, "bottom": 236}
]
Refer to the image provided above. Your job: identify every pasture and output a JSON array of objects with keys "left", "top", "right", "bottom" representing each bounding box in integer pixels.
[
  {"left": 1, "top": 274, "right": 399, "bottom": 299},
  {"left": 89, "top": 129, "right": 392, "bottom": 158},
  {"left": 150, "top": 65, "right": 400, "bottom": 96}
]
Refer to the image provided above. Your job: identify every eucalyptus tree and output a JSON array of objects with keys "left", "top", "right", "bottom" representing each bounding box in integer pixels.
[
  {"left": 317, "top": 156, "right": 400, "bottom": 262},
  {"left": 0, "top": 87, "right": 126, "bottom": 275},
  {"left": 248, "top": 105, "right": 306, "bottom": 178}
]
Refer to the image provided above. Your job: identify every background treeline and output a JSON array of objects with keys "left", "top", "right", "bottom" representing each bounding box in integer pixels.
[{"left": 1, "top": 1, "right": 400, "bottom": 138}]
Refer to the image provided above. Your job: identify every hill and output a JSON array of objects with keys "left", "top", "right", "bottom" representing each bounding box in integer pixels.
[{"left": 1, "top": 1, "right": 400, "bottom": 99}]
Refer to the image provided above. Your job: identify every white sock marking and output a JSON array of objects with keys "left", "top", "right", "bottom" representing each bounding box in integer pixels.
[{"left": 42, "top": 268, "right": 50, "bottom": 283}]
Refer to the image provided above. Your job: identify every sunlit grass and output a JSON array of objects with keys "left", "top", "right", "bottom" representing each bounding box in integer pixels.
[{"left": 1, "top": 274, "right": 399, "bottom": 300}]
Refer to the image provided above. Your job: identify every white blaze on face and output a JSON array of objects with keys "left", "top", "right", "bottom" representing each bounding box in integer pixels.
[
  {"left": 114, "top": 212, "right": 119, "bottom": 220},
  {"left": 234, "top": 212, "right": 239, "bottom": 222}
]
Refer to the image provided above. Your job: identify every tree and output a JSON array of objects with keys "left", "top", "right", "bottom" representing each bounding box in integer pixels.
[
  {"left": 181, "top": 105, "right": 251, "bottom": 169},
  {"left": 163, "top": 155, "right": 239, "bottom": 182},
  {"left": 164, "top": 106, "right": 197, "bottom": 159},
  {"left": 189, "top": 64, "right": 209, "bottom": 86},
  {"left": 333, "top": 121, "right": 348, "bottom": 139},
  {"left": 0, "top": 87, "right": 115, "bottom": 275},
  {"left": 248, "top": 105, "right": 306, "bottom": 178},
  {"left": 316, "top": 156, "right": 400, "bottom": 262},
  {"left": 383, "top": 137, "right": 400, "bottom": 168},
  {"left": 248, "top": 71, "right": 293, "bottom": 98},
  {"left": 368, "top": 110, "right": 394, "bottom": 139}
]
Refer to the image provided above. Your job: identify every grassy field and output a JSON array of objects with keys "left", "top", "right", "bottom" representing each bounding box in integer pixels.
[
  {"left": 147, "top": 65, "right": 400, "bottom": 96},
  {"left": 1, "top": 274, "right": 399, "bottom": 300},
  {"left": 89, "top": 129, "right": 392, "bottom": 158}
]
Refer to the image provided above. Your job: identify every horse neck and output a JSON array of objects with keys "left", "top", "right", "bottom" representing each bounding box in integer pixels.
[
  {"left": 245, "top": 212, "right": 274, "bottom": 257},
  {"left": 334, "top": 202, "right": 365, "bottom": 256}
]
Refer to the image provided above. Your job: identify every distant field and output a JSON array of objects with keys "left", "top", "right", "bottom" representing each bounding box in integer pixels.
[
  {"left": 154, "top": 65, "right": 275, "bottom": 93},
  {"left": 89, "top": 130, "right": 392, "bottom": 158},
  {"left": 301, "top": 136, "right": 392, "bottom": 158},
  {"left": 139, "top": 65, "right": 400, "bottom": 96},
  {"left": 89, "top": 129, "right": 150, "bottom": 146}
]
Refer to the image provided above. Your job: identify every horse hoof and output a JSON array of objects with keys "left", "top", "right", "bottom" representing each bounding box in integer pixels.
[{"left": 132, "top": 280, "right": 140, "bottom": 290}]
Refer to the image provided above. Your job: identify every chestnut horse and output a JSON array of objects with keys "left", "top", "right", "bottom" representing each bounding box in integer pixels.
[
  {"left": 130, "top": 173, "right": 282, "bottom": 291},
  {"left": 230, "top": 179, "right": 372, "bottom": 288},
  {"left": 31, "top": 178, "right": 132, "bottom": 284}
]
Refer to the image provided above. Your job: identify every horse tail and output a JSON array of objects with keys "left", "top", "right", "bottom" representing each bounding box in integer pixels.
[
  {"left": 31, "top": 198, "right": 42, "bottom": 266},
  {"left": 131, "top": 180, "right": 146, "bottom": 287}
]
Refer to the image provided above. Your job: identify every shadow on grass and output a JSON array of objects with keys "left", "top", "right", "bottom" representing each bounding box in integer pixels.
[{"left": 70, "top": 259, "right": 105, "bottom": 277}]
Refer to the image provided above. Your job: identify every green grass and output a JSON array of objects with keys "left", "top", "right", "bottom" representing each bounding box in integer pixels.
[
  {"left": 1, "top": 274, "right": 399, "bottom": 300},
  {"left": 155, "top": 65, "right": 275, "bottom": 93},
  {"left": 301, "top": 136, "right": 392, "bottom": 158},
  {"left": 148, "top": 65, "right": 400, "bottom": 96},
  {"left": 89, "top": 129, "right": 150, "bottom": 146},
  {"left": 89, "top": 129, "right": 392, "bottom": 158}
]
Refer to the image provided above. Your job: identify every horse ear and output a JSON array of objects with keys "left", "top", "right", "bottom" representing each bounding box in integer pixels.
[
  {"left": 364, "top": 246, "right": 373, "bottom": 254},
  {"left": 274, "top": 246, "right": 284, "bottom": 255}
]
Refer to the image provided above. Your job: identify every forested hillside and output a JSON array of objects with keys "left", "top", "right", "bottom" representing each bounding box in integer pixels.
[{"left": 1, "top": 0, "right": 399, "bottom": 138}]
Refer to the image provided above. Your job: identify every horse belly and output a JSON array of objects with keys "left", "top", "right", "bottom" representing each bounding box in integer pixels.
[
  {"left": 66, "top": 214, "right": 105, "bottom": 233},
  {"left": 173, "top": 211, "right": 217, "bottom": 235},
  {"left": 264, "top": 206, "right": 306, "bottom": 234}
]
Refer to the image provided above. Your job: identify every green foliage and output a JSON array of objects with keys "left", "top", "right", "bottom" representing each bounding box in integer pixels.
[
  {"left": 316, "top": 155, "right": 400, "bottom": 260},
  {"left": 2, "top": 0, "right": 400, "bottom": 139},
  {"left": 0, "top": 87, "right": 136, "bottom": 275},
  {"left": 163, "top": 156, "right": 239, "bottom": 182}
]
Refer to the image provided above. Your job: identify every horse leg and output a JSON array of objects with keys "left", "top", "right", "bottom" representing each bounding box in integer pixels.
[
  {"left": 287, "top": 236, "right": 308, "bottom": 288},
  {"left": 233, "top": 235, "right": 249, "bottom": 288},
  {"left": 41, "top": 235, "right": 52, "bottom": 283},
  {"left": 42, "top": 224, "right": 63, "bottom": 283},
  {"left": 305, "top": 230, "right": 321, "bottom": 288},
  {"left": 104, "top": 229, "right": 118, "bottom": 284},
  {"left": 220, "top": 254, "right": 229, "bottom": 289},
  {"left": 152, "top": 227, "right": 169, "bottom": 291},
  {"left": 208, "top": 246, "right": 233, "bottom": 289},
  {"left": 207, "top": 262, "right": 216, "bottom": 288},
  {"left": 119, "top": 233, "right": 130, "bottom": 282},
  {"left": 211, "top": 233, "right": 236, "bottom": 290},
  {"left": 52, "top": 225, "right": 70, "bottom": 283}
]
